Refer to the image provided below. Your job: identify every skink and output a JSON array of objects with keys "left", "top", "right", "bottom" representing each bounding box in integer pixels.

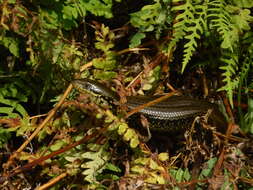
[{"left": 72, "top": 79, "right": 227, "bottom": 131}]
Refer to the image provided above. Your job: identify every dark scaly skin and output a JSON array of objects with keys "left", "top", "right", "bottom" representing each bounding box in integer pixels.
[
  {"left": 126, "top": 95, "right": 215, "bottom": 120},
  {"left": 72, "top": 79, "right": 227, "bottom": 132}
]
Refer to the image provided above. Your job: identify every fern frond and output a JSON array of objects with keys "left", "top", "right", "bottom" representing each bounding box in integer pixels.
[
  {"left": 237, "top": 55, "right": 253, "bottom": 131},
  {"left": 80, "top": 143, "right": 110, "bottom": 182},
  {"left": 207, "top": 0, "right": 238, "bottom": 52},
  {"left": 168, "top": 0, "right": 191, "bottom": 53},
  {"left": 0, "top": 82, "right": 30, "bottom": 118},
  {"left": 218, "top": 52, "right": 239, "bottom": 107},
  {"left": 232, "top": 0, "right": 253, "bottom": 8},
  {"left": 182, "top": 13, "right": 205, "bottom": 71},
  {"left": 239, "top": 57, "right": 251, "bottom": 83},
  {"left": 77, "top": 0, "right": 117, "bottom": 19},
  {"left": 169, "top": 0, "right": 207, "bottom": 71}
]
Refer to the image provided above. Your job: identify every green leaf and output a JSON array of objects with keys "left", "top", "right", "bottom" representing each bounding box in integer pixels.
[
  {"left": 0, "top": 37, "right": 19, "bottom": 57},
  {"left": 130, "top": 1, "right": 164, "bottom": 32},
  {"left": 93, "top": 56, "right": 117, "bottom": 71},
  {"left": 142, "top": 83, "right": 153, "bottom": 90},
  {"left": 218, "top": 53, "right": 239, "bottom": 107},
  {"left": 146, "top": 172, "right": 166, "bottom": 184},
  {"left": 0, "top": 95, "right": 28, "bottom": 118},
  {"left": 130, "top": 137, "right": 139, "bottom": 148},
  {"left": 123, "top": 128, "right": 135, "bottom": 141},
  {"left": 134, "top": 157, "right": 149, "bottom": 165},
  {"left": 183, "top": 168, "right": 191, "bottom": 181},
  {"left": 0, "top": 106, "right": 13, "bottom": 115},
  {"left": 8, "top": 0, "right": 16, "bottom": 4},
  {"left": 105, "top": 163, "right": 121, "bottom": 172},
  {"left": 200, "top": 157, "right": 217, "bottom": 177},
  {"left": 94, "top": 70, "right": 117, "bottom": 80},
  {"left": 0, "top": 127, "right": 12, "bottom": 148},
  {"left": 158, "top": 152, "right": 169, "bottom": 161},
  {"left": 62, "top": 5, "right": 78, "bottom": 19},
  {"left": 80, "top": 0, "right": 114, "bottom": 19},
  {"left": 50, "top": 140, "right": 66, "bottom": 151},
  {"left": 80, "top": 144, "right": 110, "bottom": 182},
  {"left": 131, "top": 165, "right": 145, "bottom": 174},
  {"left": 129, "top": 32, "right": 146, "bottom": 48},
  {"left": 149, "top": 159, "right": 159, "bottom": 170},
  {"left": 118, "top": 123, "right": 127, "bottom": 135},
  {"left": 8, "top": 40, "right": 19, "bottom": 57},
  {"left": 243, "top": 98, "right": 253, "bottom": 133},
  {"left": 175, "top": 168, "right": 184, "bottom": 182},
  {"left": 232, "top": 0, "right": 253, "bottom": 8},
  {"left": 232, "top": 9, "right": 253, "bottom": 32},
  {"left": 39, "top": 9, "right": 59, "bottom": 30},
  {"left": 96, "top": 173, "right": 120, "bottom": 181}
]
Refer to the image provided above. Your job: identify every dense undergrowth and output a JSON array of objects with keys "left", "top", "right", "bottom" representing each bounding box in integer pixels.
[{"left": 0, "top": 0, "right": 252, "bottom": 189}]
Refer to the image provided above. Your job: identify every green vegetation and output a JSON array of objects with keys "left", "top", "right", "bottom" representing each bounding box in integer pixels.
[{"left": 0, "top": 0, "right": 252, "bottom": 189}]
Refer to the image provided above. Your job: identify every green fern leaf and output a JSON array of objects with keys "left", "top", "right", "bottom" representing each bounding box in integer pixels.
[
  {"left": 0, "top": 83, "right": 29, "bottom": 118},
  {"left": 231, "top": 8, "right": 253, "bottom": 32},
  {"left": 182, "top": 16, "right": 205, "bottom": 71},
  {"left": 81, "top": 143, "right": 110, "bottom": 182},
  {"left": 169, "top": 1, "right": 207, "bottom": 72},
  {"left": 0, "top": 127, "right": 12, "bottom": 148},
  {"left": 232, "top": 0, "right": 253, "bottom": 8},
  {"left": 218, "top": 53, "right": 239, "bottom": 107},
  {"left": 168, "top": 0, "right": 191, "bottom": 52},
  {"left": 0, "top": 36, "right": 20, "bottom": 57},
  {"left": 78, "top": 0, "right": 120, "bottom": 19},
  {"left": 208, "top": 0, "right": 238, "bottom": 52}
]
